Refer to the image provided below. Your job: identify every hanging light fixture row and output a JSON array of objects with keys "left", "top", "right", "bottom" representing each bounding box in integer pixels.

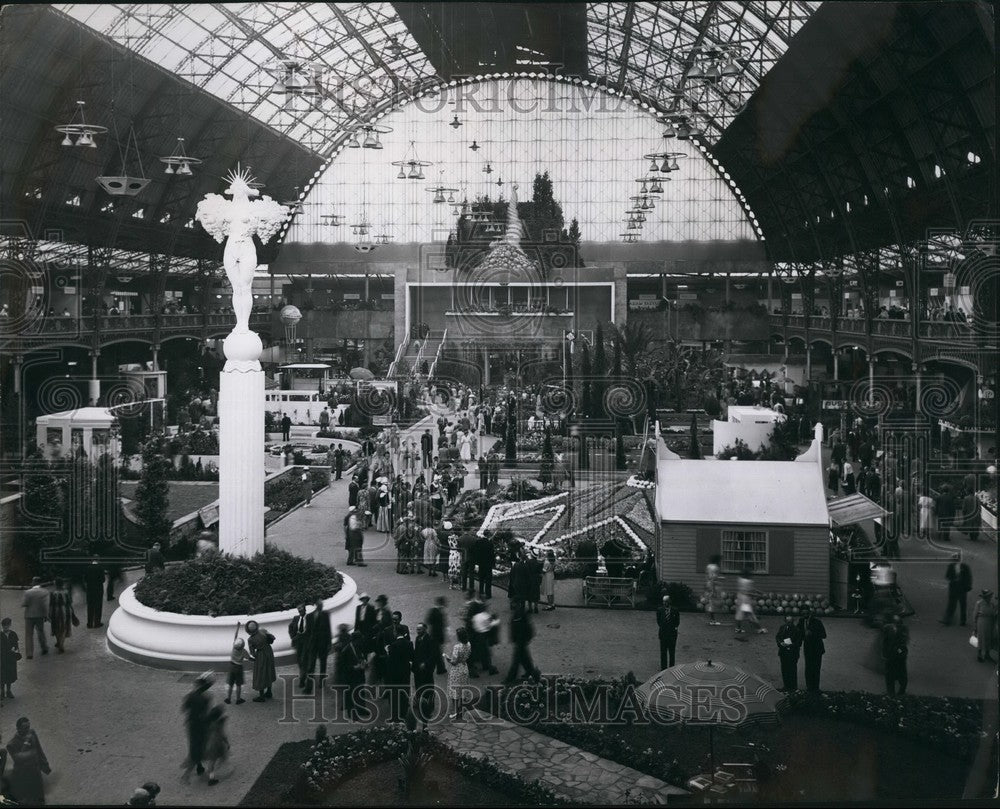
[
  {"left": 686, "top": 44, "right": 748, "bottom": 85},
  {"left": 159, "top": 137, "right": 202, "bottom": 176},
  {"left": 55, "top": 100, "right": 107, "bottom": 147},
  {"left": 391, "top": 140, "right": 432, "bottom": 180},
  {"left": 643, "top": 152, "right": 686, "bottom": 174}
]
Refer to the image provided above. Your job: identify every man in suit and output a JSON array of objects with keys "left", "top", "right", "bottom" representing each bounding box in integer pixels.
[
  {"left": 420, "top": 429, "right": 434, "bottom": 470},
  {"left": 280, "top": 414, "right": 292, "bottom": 442},
  {"left": 798, "top": 608, "right": 827, "bottom": 691},
  {"left": 775, "top": 616, "right": 803, "bottom": 691},
  {"left": 288, "top": 604, "right": 314, "bottom": 691},
  {"left": 458, "top": 528, "right": 477, "bottom": 595},
  {"left": 333, "top": 444, "right": 345, "bottom": 480},
  {"left": 353, "top": 593, "right": 376, "bottom": 655},
  {"left": 503, "top": 605, "right": 541, "bottom": 685},
  {"left": 478, "top": 455, "right": 489, "bottom": 490},
  {"left": 508, "top": 548, "right": 531, "bottom": 614},
  {"left": 21, "top": 577, "right": 50, "bottom": 658},
  {"left": 307, "top": 598, "right": 333, "bottom": 689},
  {"left": 348, "top": 476, "right": 360, "bottom": 509},
  {"left": 83, "top": 556, "right": 106, "bottom": 629},
  {"left": 425, "top": 596, "right": 448, "bottom": 675},
  {"left": 935, "top": 484, "right": 956, "bottom": 541},
  {"left": 384, "top": 625, "right": 414, "bottom": 724},
  {"left": 411, "top": 623, "right": 438, "bottom": 729},
  {"left": 381, "top": 611, "right": 411, "bottom": 650},
  {"left": 656, "top": 595, "right": 680, "bottom": 669},
  {"left": 472, "top": 533, "right": 495, "bottom": 598},
  {"left": 942, "top": 556, "right": 973, "bottom": 626},
  {"left": 145, "top": 543, "right": 165, "bottom": 577}
]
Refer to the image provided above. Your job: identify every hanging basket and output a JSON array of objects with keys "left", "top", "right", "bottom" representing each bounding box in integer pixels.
[{"left": 97, "top": 123, "right": 149, "bottom": 197}]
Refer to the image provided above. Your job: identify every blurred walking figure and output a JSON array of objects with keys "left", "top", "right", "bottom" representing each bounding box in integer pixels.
[
  {"left": 21, "top": 578, "right": 49, "bottom": 658},
  {"left": 181, "top": 672, "right": 214, "bottom": 782},
  {"left": 704, "top": 555, "right": 722, "bottom": 625},
  {"left": 203, "top": 706, "right": 230, "bottom": 786},
  {"left": 49, "top": 577, "right": 76, "bottom": 653},
  {"left": 734, "top": 569, "right": 766, "bottom": 635}
]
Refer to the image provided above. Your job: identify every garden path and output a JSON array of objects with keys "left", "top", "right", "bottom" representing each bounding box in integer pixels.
[{"left": 432, "top": 709, "right": 687, "bottom": 804}]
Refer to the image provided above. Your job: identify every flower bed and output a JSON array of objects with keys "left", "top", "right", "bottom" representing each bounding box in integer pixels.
[
  {"left": 480, "top": 677, "right": 981, "bottom": 801},
  {"left": 290, "top": 727, "right": 566, "bottom": 805},
  {"left": 134, "top": 545, "right": 342, "bottom": 615}
]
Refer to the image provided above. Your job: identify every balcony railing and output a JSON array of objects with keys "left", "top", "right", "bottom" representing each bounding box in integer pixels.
[
  {"left": 772, "top": 314, "right": 972, "bottom": 341},
  {"left": 12, "top": 311, "right": 269, "bottom": 338}
]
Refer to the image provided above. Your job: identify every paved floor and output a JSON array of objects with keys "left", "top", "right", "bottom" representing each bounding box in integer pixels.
[
  {"left": 1, "top": 419, "right": 996, "bottom": 805},
  {"left": 433, "top": 709, "right": 686, "bottom": 804}
]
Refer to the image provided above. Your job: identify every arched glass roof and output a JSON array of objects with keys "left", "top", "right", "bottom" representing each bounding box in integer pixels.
[
  {"left": 286, "top": 78, "right": 758, "bottom": 245},
  {"left": 587, "top": 1, "right": 821, "bottom": 141},
  {"left": 55, "top": 2, "right": 820, "bottom": 156},
  {"left": 55, "top": 2, "right": 437, "bottom": 155}
]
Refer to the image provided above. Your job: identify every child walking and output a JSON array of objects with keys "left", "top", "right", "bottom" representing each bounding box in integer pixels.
[{"left": 224, "top": 638, "right": 248, "bottom": 705}]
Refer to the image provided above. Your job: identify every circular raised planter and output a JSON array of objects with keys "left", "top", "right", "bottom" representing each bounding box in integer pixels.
[{"left": 107, "top": 573, "right": 358, "bottom": 670}]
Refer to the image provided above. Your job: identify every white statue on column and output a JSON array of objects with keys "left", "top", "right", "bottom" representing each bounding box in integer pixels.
[
  {"left": 195, "top": 167, "right": 289, "bottom": 557},
  {"left": 196, "top": 166, "right": 289, "bottom": 348}
]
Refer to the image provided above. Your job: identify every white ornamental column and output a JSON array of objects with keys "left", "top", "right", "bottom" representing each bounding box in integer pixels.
[
  {"left": 196, "top": 166, "right": 289, "bottom": 558},
  {"left": 218, "top": 330, "right": 265, "bottom": 556}
]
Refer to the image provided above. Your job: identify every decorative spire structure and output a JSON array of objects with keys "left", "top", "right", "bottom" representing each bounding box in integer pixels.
[
  {"left": 475, "top": 182, "right": 538, "bottom": 282},
  {"left": 504, "top": 183, "right": 524, "bottom": 246}
]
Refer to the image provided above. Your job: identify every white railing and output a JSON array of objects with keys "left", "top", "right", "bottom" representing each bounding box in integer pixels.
[
  {"left": 386, "top": 339, "right": 407, "bottom": 378},
  {"left": 428, "top": 328, "right": 447, "bottom": 379}
]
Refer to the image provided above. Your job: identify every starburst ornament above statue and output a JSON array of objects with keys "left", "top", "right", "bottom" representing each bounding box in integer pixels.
[{"left": 196, "top": 166, "right": 290, "bottom": 363}]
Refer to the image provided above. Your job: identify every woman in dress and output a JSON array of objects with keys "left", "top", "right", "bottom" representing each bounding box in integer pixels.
[
  {"left": 376, "top": 485, "right": 392, "bottom": 533},
  {"left": 244, "top": 621, "right": 276, "bottom": 701},
  {"left": 973, "top": 590, "right": 996, "bottom": 663},
  {"left": 917, "top": 490, "right": 935, "bottom": 539},
  {"left": 459, "top": 431, "right": 473, "bottom": 462},
  {"left": 541, "top": 550, "right": 556, "bottom": 610},
  {"left": 0, "top": 618, "right": 19, "bottom": 699},
  {"left": 356, "top": 484, "right": 371, "bottom": 529},
  {"left": 445, "top": 627, "right": 472, "bottom": 720},
  {"left": 734, "top": 568, "right": 766, "bottom": 634},
  {"left": 705, "top": 554, "right": 723, "bottom": 626},
  {"left": 447, "top": 535, "right": 462, "bottom": 590}
]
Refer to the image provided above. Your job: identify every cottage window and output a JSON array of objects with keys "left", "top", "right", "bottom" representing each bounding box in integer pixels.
[{"left": 721, "top": 530, "right": 768, "bottom": 574}]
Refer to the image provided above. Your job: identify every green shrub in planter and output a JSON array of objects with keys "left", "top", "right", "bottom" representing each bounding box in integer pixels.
[{"left": 134, "top": 545, "right": 342, "bottom": 615}]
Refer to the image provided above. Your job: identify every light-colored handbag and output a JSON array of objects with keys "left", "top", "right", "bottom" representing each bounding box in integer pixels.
[{"left": 969, "top": 634, "right": 979, "bottom": 649}]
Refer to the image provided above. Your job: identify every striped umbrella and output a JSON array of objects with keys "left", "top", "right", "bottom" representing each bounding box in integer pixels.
[{"left": 636, "top": 660, "right": 786, "bottom": 782}]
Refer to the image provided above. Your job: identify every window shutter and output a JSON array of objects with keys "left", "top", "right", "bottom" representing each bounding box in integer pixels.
[
  {"left": 769, "top": 529, "right": 795, "bottom": 575},
  {"left": 696, "top": 527, "right": 721, "bottom": 573}
]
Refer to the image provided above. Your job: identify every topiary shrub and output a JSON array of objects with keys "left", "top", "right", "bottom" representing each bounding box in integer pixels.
[{"left": 134, "top": 545, "right": 342, "bottom": 615}]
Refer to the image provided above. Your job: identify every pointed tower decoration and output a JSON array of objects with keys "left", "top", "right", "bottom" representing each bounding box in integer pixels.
[
  {"left": 476, "top": 182, "right": 537, "bottom": 283},
  {"left": 503, "top": 182, "right": 524, "bottom": 246}
]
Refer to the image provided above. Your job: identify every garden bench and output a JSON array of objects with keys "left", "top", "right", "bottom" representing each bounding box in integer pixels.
[{"left": 582, "top": 576, "right": 637, "bottom": 608}]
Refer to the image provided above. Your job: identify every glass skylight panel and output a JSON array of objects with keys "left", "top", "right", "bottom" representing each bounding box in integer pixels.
[
  {"left": 54, "top": 2, "right": 436, "bottom": 156},
  {"left": 287, "top": 78, "right": 755, "bottom": 246}
]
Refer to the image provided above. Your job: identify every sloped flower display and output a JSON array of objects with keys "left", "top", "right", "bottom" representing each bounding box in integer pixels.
[{"left": 481, "top": 481, "right": 656, "bottom": 575}]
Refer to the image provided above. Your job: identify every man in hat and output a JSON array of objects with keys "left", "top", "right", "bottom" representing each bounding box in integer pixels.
[{"left": 973, "top": 589, "right": 996, "bottom": 663}]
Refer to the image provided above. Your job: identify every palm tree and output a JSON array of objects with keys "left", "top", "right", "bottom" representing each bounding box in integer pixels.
[{"left": 614, "top": 321, "right": 655, "bottom": 377}]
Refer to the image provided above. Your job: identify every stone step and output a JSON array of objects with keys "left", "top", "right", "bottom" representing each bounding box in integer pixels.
[{"left": 430, "top": 709, "right": 686, "bottom": 804}]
